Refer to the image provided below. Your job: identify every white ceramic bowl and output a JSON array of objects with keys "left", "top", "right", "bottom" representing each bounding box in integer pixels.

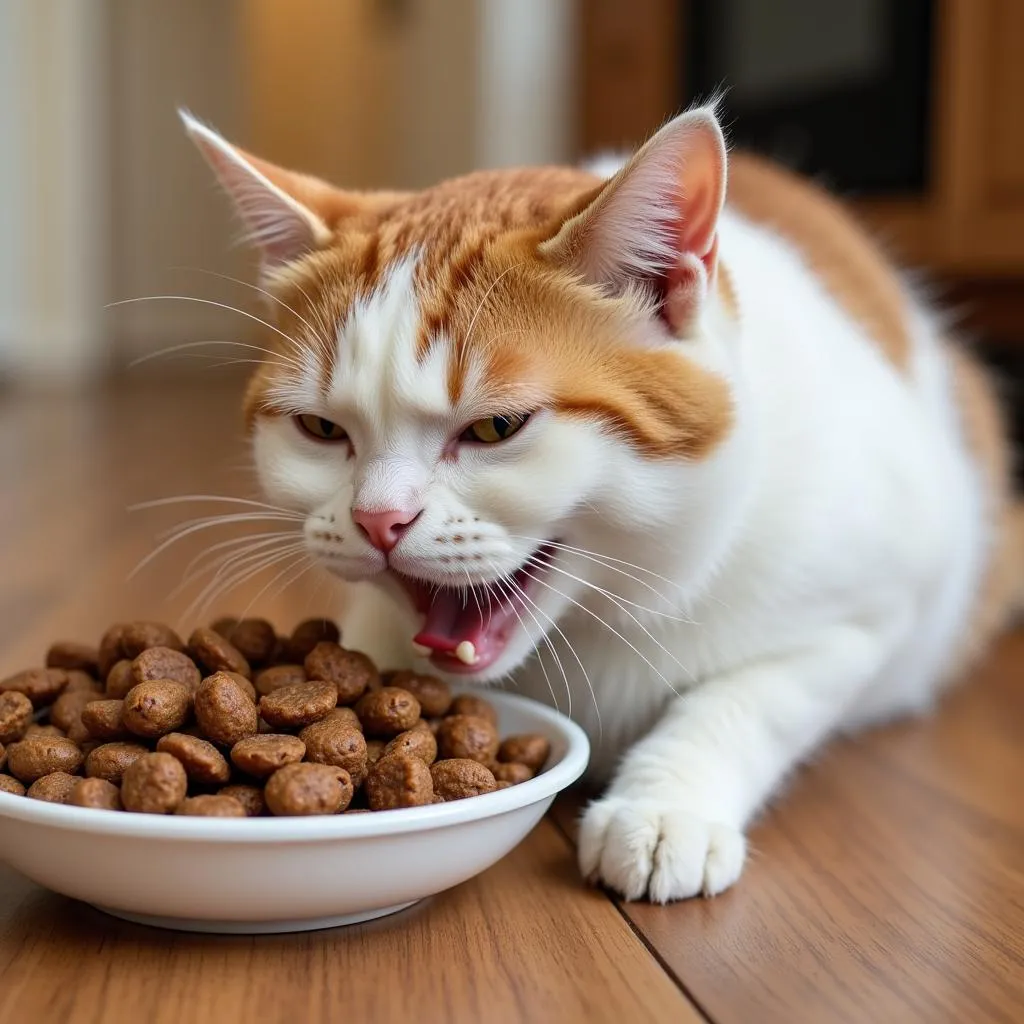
[{"left": 0, "top": 691, "right": 589, "bottom": 934}]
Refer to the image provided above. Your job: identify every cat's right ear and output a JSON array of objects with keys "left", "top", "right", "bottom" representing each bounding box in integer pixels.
[{"left": 180, "top": 110, "right": 349, "bottom": 269}]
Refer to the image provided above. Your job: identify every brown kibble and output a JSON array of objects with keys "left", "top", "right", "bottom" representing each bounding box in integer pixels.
[
  {"left": 355, "top": 687, "right": 421, "bottom": 737},
  {"left": 97, "top": 623, "right": 129, "bottom": 678},
  {"left": 259, "top": 681, "right": 337, "bottom": 729},
  {"left": 287, "top": 618, "right": 341, "bottom": 662},
  {"left": 0, "top": 774, "right": 26, "bottom": 796},
  {"left": 230, "top": 734, "right": 306, "bottom": 778},
  {"left": 156, "top": 732, "right": 231, "bottom": 785},
  {"left": 219, "top": 618, "right": 277, "bottom": 667},
  {"left": 0, "top": 742, "right": 5, "bottom": 770},
  {"left": 122, "top": 680, "right": 192, "bottom": 738},
  {"left": 61, "top": 669, "right": 102, "bottom": 694},
  {"left": 85, "top": 742, "right": 149, "bottom": 783},
  {"left": 389, "top": 672, "right": 453, "bottom": 717},
  {"left": 176, "top": 794, "right": 246, "bottom": 817},
  {"left": 51, "top": 689, "right": 97, "bottom": 733},
  {"left": 365, "top": 739, "right": 386, "bottom": 764},
  {"left": 24, "top": 724, "right": 65, "bottom": 739},
  {"left": 299, "top": 718, "right": 368, "bottom": 786},
  {"left": 0, "top": 691, "right": 33, "bottom": 743},
  {"left": 384, "top": 728, "right": 438, "bottom": 766},
  {"left": 323, "top": 706, "right": 362, "bottom": 731},
  {"left": 81, "top": 699, "right": 129, "bottom": 741},
  {"left": 264, "top": 763, "right": 352, "bottom": 816},
  {"left": 189, "top": 626, "right": 251, "bottom": 678},
  {"left": 495, "top": 780, "right": 513, "bottom": 790},
  {"left": 220, "top": 784, "right": 265, "bottom": 817},
  {"left": 131, "top": 647, "right": 201, "bottom": 691},
  {"left": 121, "top": 622, "right": 185, "bottom": 660},
  {"left": 0, "top": 667, "right": 68, "bottom": 708},
  {"left": 121, "top": 752, "right": 187, "bottom": 813},
  {"left": 69, "top": 777, "right": 122, "bottom": 811},
  {"left": 210, "top": 616, "right": 239, "bottom": 638},
  {"left": 430, "top": 759, "right": 497, "bottom": 801},
  {"left": 437, "top": 715, "right": 499, "bottom": 764},
  {"left": 224, "top": 672, "right": 257, "bottom": 703},
  {"left": 365, "top": 753, "right": 434, "bottom": 810},
  {"left": 304, "top": 643, "right": 378, "bottom": 704},
  {"left": 194, "top": 672, "right": 259, "bottom": 746},
  {"left": 105, "top": 660, "right": 136, "bottom": 698},
  {"left": 497, "top": 734, "right": 551, "bottom": 773},
  {"left": 46, "top": 642, "right": 100, "bottom": 676},
  {"left": 492, "top": 761, "right": 533, "bottom": 785},
  {"left": 7, "top": 736, "right": 83, "bottom": 783},
  {"left": 27, "top": 771, "right": 80, "bottom": 804},
  {"left": 448, "top": 694, "right": 498, "bottom": 725},
  {"left": 253, "top": 664, "right": 307, "bottom": 697}
]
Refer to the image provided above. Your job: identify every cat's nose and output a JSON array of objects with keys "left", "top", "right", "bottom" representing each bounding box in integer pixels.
[{"left": 352, "top": 507, "right": 422, "bottom": 554}]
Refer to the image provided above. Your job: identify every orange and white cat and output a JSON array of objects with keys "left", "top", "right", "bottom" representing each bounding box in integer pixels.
[{"left": 183, "top": 105, "right": 1023, "bottom": 903}]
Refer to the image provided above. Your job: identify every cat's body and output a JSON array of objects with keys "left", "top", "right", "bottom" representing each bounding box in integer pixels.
[{"left": 184, "top": 106, "right": 1022, "bottom": 903}]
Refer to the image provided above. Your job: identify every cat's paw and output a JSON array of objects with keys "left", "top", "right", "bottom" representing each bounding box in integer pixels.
[{"left": 578, "top": 796, "right": 746, "bottom": 903}]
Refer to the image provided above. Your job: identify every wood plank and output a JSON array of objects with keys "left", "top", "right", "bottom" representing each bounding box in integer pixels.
[{"left": 555, "top": 634, "right": 1024, "bottom": 1024}]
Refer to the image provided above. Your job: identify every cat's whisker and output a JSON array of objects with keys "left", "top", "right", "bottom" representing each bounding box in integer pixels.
[
  {"left": 125, "top": 338, "right": 304, "bottom": 374},
  {"left": 226, "top": 550, "right": 317, "bottom": 628},
  {"left": 174, "top": 533, "right": 305, "bottom": 597},
  {"left": 131, "top": 495, "right": 304, "bottom": 516},
  {"left": 520, "top": 568, "right": 682, "bottom": 699}
]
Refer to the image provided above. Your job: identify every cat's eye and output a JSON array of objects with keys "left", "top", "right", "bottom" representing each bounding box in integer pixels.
[
  {"left": 460, "top": 412, "right": 531, "bottom": 444},
  {"left": 295, "top": 414, "right": 348, "bottom": 442}
]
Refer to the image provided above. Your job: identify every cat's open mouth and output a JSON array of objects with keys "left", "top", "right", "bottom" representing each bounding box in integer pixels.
[{"left": 392, "top": 543, "right": 557, "bottom": 674}]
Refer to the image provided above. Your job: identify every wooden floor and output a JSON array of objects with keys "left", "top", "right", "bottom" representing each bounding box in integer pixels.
[{"left": 0, "top": 379, "right": 1022, "bottom": 1024}]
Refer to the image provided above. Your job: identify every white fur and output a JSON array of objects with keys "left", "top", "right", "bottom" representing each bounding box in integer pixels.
[{"left": 240, "top": 111, "right": 997, "bottom": 904}]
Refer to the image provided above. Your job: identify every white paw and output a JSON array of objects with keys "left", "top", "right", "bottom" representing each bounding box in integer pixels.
[{"left": 578, "top": 796, "right": 746, "bottom": 903}]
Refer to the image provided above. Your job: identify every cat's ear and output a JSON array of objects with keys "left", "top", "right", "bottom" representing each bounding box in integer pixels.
[
  {"left": 180, "top": 109, "right": 348, "bottom": 269},
  {"left": 541, "top": 105, "right": 726, "bottom": 333}
]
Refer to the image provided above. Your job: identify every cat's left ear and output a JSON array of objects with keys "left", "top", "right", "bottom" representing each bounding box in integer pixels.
[{"left": 541, "top": 105, "right": 726, "bottom": 333}]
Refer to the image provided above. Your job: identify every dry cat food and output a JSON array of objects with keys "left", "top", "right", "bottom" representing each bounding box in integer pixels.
[{"left": 0, "top": 617, "right": 551, "bottom": 816}]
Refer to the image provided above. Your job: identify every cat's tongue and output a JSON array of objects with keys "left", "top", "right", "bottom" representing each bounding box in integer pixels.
[{"left": 412, "top": 587, "right": 520, "bottom": 673}]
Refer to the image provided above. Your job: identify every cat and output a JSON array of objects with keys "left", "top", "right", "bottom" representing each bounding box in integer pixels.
[{"left": 182, "top": 104, "right": 1023, "bottom": 903}]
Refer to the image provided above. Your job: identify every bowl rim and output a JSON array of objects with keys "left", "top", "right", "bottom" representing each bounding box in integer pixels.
[{"left": 0, "top": 691, "right": 590, "bottom": 842}]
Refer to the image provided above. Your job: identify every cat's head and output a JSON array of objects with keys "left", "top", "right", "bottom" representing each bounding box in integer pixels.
[{"left": 183, "top": 106, "right": 738, "bottom": 680}]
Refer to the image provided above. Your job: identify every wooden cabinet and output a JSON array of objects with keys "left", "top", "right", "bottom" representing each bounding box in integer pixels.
[{"left": 580, "top": 0, "right": 1024, "bottom": 278}]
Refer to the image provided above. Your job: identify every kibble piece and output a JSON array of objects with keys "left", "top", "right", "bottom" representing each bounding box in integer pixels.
[
  {"left": 220, "top": 784, "right": 266, "bottom": 817},
  {"left": 304, "top": 643, "right": 378, "bottom": 704},
  {"left": 51, "top": 689, "right": 97, "bottom": 733},
  {"left": 193, "top": 672, "right": 259, "bottom": 746},
  {"left": 60, "top": 669, "right": 103, "bottom": 694},
  {"left": 121, "top": 622, "right": 185, "bottom": 659},
  {"left": 299, "top": 719, "right": 368, "bottom": 786},
  {"left": 156, "top": 732, "right": 231, "bottom": 785},
  {"left": 176, "top": 794, "right": 246, "bottom": 817},
  {"left": 0, "top": 667, "right": 68, "bottom": 708},
  {"left": 254, "top": 664, "right": 307, "bottom": 696},
  {"left": 230, "top": 734, "right": 306, "bottom": 778},
  {"left": 365, "top": 739, "right": 386, "bottom": 765},
  {"left": 259, "top": 681, "right": 337, "bottom": 729},
  {"left": 97, "top": 623, "right": 129, "bottom": 678},
  {"left": 495, "top": 780, "right": 513, "bottom": 790},
  {"left": 46, "top": 641, "right": 100, "bottom": 676},
  {"left": 224, "top": 672, "right": 257, "bottom": 703},
  {"left": 389, "top": 672, "right": 453, "bottom": 718},
  {"left": 220, "top": 618, "right": 277, "bottom": 667},
  {"left": 189, "top": 627, "right": 251, "bottom": 679},
  {"left": 122, "top": 680, "right": 192, "bottom": 738},
  {"left": 27, "top": 771, "right": 80, "bottom": 804},
  {"left": 430, "top": 759, "right": 497, "bottom": 801},
  {"left": 69, "top": 778, "right": 122, "bottom": 811},
  {"left": 121, "top": 752, "right": 187, "bottom": 814},
  {"left": 81, "top": 699, "right": 128, "bottom": 741},
  {"left": 448, "top": 694, "right": 498, "bottom": 725},
  {"left": 354, "top": 687, "right": 421, "bottom": 737},
  {"left": 323, "top": 706, "right": 362, "bottom": 731},
  {"left": 7, "top": 736, "right": 83, "bottom": 783},
  {"left": 287, "top": 618, "right": 341, "bottom": 662},
  {"left": 0, "top": 691, "right": 33, "bottom": 743},
  {"left": 365, "top": 754, "right": 434, "bottom": 810},
  {"left": 131, "top": 647, "right": 201, "bottom": 691},
  {"left": 0, "top": 775, "right": 26, "bottom": 796},
  {"left": 0, "top": 742, "right": 5, "bottom": 770},
  {"left": 84, "top": 742, "right": 149, "bottom": 783},
  {"left": 24, "top": 723, "right": 65, "bottom": 739},
  {"left": 384, "top": 728, "right": 437, "bottom": 766},
  {"left": 105, "top": 659, "right": 136, "bottom": 699},
  {"left": 497, "top": 734, "right": 551, "bottom": 773},
  {"left": 492, "top": 761, "right": 533, "bottom": 785},
  {"left": 211, "top": 616, "right": 239, "bottom": 638},
  {"left": 436, "top": 715, "right": 499, "bottom": 764},
  {"left": 264, "top": 763, "right": 352, "bottom": 816}
]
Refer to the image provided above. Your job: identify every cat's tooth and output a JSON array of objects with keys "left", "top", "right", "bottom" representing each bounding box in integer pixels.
[
  {"left": 411, "top": 641, "right": 432, "bottom": 657},
  {"left": 455, "top": 640, "right": 477, "bottom": 666}
]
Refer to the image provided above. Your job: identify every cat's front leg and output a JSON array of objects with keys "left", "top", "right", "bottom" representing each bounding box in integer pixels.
[{"left": 579, "top": 622, "right": 896, "bottom": 902}]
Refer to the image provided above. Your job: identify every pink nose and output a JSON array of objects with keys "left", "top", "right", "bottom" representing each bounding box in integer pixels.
[{"left": 352, "top": 508, "right": 421, "bottom": 553}]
